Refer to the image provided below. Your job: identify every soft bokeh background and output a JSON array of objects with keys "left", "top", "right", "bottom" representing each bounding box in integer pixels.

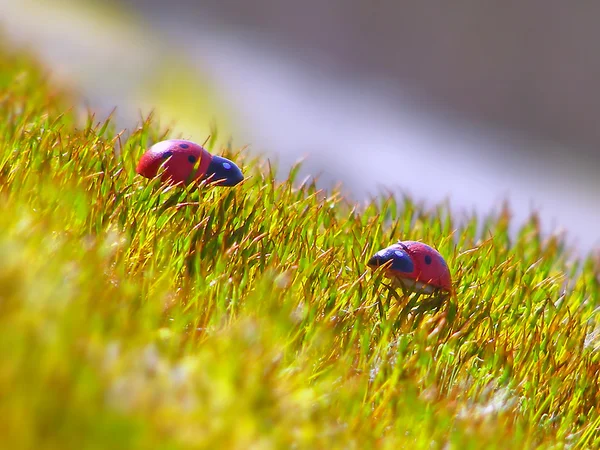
[{"left": 1, "top": 0, "right": 598, "bottom": 251}]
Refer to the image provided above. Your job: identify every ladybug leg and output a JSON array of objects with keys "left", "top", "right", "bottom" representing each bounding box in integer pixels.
[
  {"left": 379, "top": 283, "right": 402, "bottom": 321},
  {"left": 376, "top": 288, "right": 388, "bottom": 321},
  {"left": 412, "top": 292, "right": 447, "bottom": 315},
  {"left": 394, "top": 277, "right": 411, "bottom": 297},
  {"left": 397, "top": 291, "right": 423, "bottom": 326}
]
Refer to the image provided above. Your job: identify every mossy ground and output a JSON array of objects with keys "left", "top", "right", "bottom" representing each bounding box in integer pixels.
[{"left": 1, "top": 40, "right": 600, "bottom": 450}]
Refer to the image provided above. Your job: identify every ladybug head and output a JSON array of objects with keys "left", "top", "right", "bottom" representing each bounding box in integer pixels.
[{"left": 204, "top": 154, "right": 244, "bottom": 187}]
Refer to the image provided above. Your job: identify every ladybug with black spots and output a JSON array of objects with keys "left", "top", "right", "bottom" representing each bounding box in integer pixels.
[
  {"left": 367, "top": 240, "right": 452, "bottom": 295},
  {"left": 136, "top": 139, "right": 244, "bottom": 187}
]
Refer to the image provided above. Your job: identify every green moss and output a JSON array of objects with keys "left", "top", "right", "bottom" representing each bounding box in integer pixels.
[{"left": 0, "top": 39, "right": 599, "bottom": 450}]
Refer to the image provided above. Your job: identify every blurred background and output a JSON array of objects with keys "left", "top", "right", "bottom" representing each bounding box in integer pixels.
[{"left": 1, "top": 0, "right": 598, "bottom": 251}]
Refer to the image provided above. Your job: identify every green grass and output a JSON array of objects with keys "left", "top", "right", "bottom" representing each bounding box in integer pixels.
[{"left": 1, "top": 40, "right": 600, "bottom": 450}]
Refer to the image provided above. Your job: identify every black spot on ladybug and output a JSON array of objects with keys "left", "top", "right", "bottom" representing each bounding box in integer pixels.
[
  {"left": 188, "top": 155, "right": 197, "bottom": 164},
  {"left": 424, "top": 255, "right": 432, "bottom": 265},
  {"left": 163, "top": 151, "right": 173, "bottom": 158},
  {"left": 180, "top": 143, "right": 189, "bottom": 149}
]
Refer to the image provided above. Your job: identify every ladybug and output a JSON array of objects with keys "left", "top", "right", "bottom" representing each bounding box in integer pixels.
[
  {"left": 367, "top": 240, "right": 452, "bottom": 294},
  {"left": 136, "top": 139, "right": 244, "bottom": 186}
]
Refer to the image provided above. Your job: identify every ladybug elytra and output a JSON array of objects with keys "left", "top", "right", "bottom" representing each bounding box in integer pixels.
[{"left": 368, "top": 240, "right": 452, "bottom": 294}]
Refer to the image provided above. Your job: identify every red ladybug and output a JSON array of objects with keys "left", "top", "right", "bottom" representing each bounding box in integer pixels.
[
  {"left": 367, "top": 240, "right": 452, "bottom": 294},
  {"left": 135, "top": 139, "right": 244, "bottom": 186}
]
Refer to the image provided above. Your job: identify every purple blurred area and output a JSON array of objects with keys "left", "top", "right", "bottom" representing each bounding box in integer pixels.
[
  {"left": 1, "top": 0, "right": 598, "bottom": 251},
  {"left": 121, "top": 0, "right": 600, "bottom": 164}
]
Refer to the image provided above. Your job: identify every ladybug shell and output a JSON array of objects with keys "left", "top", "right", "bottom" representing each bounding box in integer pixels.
[
  {"left": 368, "top": 240, "right": 452, "bottom": 293},
  {"left": 136, "top": 140, "right": 213, "bottom": 185}
]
